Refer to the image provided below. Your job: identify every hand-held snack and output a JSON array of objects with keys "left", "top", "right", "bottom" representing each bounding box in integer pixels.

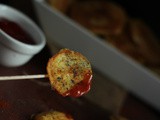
[
  {"left": 34, "top": 110, "right": 74, "bottom": 120},
  {"left": 47, "top": 48, "right": 92, "bottom": 97}
]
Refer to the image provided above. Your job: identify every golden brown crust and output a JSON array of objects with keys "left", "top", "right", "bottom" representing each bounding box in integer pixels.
[
  {"left": 34, "top": 110, "right": 74, "bottom": 120},
  {"left": 47, "top": 48, "right": 92, "bottom": 96},
  {"left": 68, "top": 1, "right": 127, "bottom": 36}
]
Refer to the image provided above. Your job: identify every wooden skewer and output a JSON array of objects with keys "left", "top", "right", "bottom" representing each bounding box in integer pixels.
[{"left": 0, "top": 74, "right": 48, "bottom": 81}]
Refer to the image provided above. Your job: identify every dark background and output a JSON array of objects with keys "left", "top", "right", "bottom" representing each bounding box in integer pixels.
[{"left": 1, "top": 0, "right": 160, "bottom": 39}]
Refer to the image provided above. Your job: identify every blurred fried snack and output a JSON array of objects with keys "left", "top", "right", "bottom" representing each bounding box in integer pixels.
[
  {"left": 129, "top": 19, "right": 160, "bottom": 66},
  {"left": 68, "top": 0, "right": 127, "bottom": 37},
  {"left": 34, "top": 110, "right": 74, "bottom": 120}
]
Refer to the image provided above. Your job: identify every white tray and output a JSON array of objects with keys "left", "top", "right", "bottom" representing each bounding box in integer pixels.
[{"left": 33, "top": 0, "right": 160, "bottom": 111}]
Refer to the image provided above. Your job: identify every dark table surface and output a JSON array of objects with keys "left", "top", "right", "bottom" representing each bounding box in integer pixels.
[
  {"left": 0, "top": 46, "right": 110, "bottom": 120},
  {"left": 0, "top": 46, "right": 160, "bottom": 120}
]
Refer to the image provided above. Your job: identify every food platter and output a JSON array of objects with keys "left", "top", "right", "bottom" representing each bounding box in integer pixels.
[{"left": 33, "top": 0, "right": 160, "bottom": 111}]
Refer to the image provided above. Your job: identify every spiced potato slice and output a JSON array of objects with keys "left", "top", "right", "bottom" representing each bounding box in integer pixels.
[{"left": 47, "top": 48, "right": 92, "bottom": 97}]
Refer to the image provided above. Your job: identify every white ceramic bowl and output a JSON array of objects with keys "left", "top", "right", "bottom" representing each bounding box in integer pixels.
[{"left": 0, "top": 4, "right": 46, "bottom": 67}]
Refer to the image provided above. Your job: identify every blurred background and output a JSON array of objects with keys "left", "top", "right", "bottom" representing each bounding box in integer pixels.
[{"left": 1, "top": 0, "right": 160, "bottom": 39}]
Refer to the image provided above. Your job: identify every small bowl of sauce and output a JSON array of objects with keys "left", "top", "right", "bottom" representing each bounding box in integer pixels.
[{"left": 0, "top": 4, "right": 46, "bottom": 67}]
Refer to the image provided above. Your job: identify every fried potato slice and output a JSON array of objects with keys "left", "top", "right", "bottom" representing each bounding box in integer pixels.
[{"left": 47, "top": 48, "right": 92, "bottom": 97}]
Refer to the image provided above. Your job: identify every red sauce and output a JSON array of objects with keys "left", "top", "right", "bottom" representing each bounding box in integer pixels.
[
  {"left": 0, "top": 18, "right": 36, "bottom": 45},
  {"left": 63, "top": 73, "right": 92, "bottom": 97}
]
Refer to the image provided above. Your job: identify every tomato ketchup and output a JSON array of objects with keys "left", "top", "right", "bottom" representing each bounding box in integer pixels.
[
  {"left": 63, "top": 73, "right": 92, "bottom": 97},
  {"left": 0, "top": 17, "right": 36, "bottom": 45}
]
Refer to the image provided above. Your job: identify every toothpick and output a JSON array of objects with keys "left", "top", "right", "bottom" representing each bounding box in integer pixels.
[{"left": 0, "top": 74, "right": 48, "bottom": 81}]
